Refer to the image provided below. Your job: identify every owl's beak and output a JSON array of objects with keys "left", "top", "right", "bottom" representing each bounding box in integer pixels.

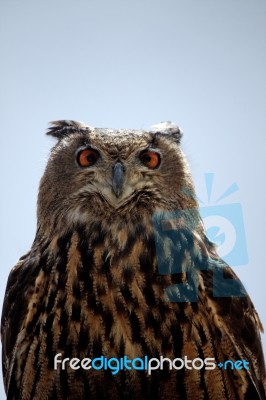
[{"left": 112, "top": 162, "right": 125, "bottom": 198}]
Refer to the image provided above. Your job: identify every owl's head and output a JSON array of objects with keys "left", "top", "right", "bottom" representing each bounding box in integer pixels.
[{"left": 38, "top": 121, "right": 198, "bottom": 232}]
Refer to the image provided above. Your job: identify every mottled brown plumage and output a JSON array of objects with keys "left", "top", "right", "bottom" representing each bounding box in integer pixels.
[{"left": 1, "top": 121, "right": 265, "bottom": 399}]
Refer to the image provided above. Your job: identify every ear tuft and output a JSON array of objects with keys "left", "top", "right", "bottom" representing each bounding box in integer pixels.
[
  {"left": 150, "top": 121, "right": 183, "bottom": 143},
  {"left": 47, "top": 120, "right": 93, "bottom": 139}
]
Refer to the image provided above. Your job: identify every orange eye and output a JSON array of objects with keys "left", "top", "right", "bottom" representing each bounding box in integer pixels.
[
  {"left": 140, "top": 151, "right": 161, "bottom": 169},
  {"left": 77, "top": 148, "right": 99, "bottom": 167}
]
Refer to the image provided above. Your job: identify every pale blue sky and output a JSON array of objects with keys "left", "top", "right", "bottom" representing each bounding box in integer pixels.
[{"left": 0, "top": 0, "right": 265, "bottom": 397}]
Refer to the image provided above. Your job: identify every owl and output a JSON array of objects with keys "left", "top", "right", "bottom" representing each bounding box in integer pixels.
[{"left": 1, "top": 120, "right": 265, "bottom": 400}]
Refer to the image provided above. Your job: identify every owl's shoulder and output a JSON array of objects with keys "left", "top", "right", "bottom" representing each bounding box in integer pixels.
[{"left": 1, "top": 252, "right": 39, "bottom": 385}]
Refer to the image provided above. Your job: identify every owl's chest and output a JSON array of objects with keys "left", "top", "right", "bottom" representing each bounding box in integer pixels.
[
  {"left": 14, "top": 234, "right": 197, "bottom": 400},
  {"left": 48, "top": 251, "right": 169, "bottom": 356},
  {"left": 25, "top": 230, "right": 185, "bottom": 361}
]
